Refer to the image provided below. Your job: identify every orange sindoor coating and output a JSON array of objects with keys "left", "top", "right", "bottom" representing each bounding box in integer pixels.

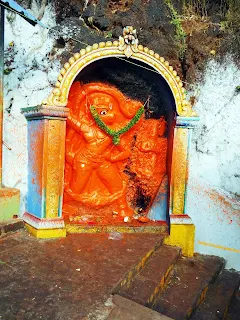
[
  {"left": 63, "top": 81, "right": 168, "bottom": 223},
  {"left": 127, "top": 118, "right": 168, "bottom": 210},
  {"left": 64, "top": 82, "right": 143, "bottom": 220}
]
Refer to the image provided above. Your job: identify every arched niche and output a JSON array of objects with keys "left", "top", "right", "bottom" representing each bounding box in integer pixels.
[
  {"left": 43, "top": 30, "right": 197, "bottom": 118},
  {"left": 22, "top": 26, "right": 199, "bottom": 240}
]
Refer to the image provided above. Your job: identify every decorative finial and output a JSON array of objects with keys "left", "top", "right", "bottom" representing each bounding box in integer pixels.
[{"left": 119, "top": 26, "right": 139, "bottom": 58}]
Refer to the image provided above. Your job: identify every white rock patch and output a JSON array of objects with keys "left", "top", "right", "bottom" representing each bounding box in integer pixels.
[{"left": 3, "top": 3, "right": 60, "bottom": 213}]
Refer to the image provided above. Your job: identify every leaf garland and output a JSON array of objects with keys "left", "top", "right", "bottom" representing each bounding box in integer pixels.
[{"left": 90, "top": 105, "right": 144, "bottom": 145}]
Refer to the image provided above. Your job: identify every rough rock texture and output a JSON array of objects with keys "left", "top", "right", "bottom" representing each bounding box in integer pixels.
[
  {"left": 0, "top": 220, "right": 24, "bottom": 237},
  {"left": 3, "top": 3, "right": 60, "bottom": 213},
  {"left": 108, "top": 295, "right": 173, "bottom": 320},
  {"left": 49, "top": 0, "right": 181, "bottom": 72},
  {"left": 47, "top": 0, "right": 240, "bottom": 82},
  {"left": 15, "top": 1, "right": 240, "bottom": 82}
]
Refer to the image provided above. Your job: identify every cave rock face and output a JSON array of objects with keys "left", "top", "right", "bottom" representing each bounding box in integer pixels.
[{"left": 50, "top": 0, "right": 180, "bottom": 71}]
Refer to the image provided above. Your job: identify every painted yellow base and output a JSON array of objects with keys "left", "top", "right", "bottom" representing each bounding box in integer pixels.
[
  {"left": 25, "top": 223, "right": 66, "bottom": 239},
  {"left": 164, "top": 224, "right": 195, "bottom": 257}
]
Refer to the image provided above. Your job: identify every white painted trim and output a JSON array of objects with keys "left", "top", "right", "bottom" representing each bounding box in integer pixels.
[
  {"left": 23, "top": 212, "right": 65, "bottom": 229},
  {"left": 170, "top": 215, "right": 193, "bottom": 225}
]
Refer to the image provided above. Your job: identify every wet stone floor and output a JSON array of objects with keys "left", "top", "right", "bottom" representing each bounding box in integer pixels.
[{"left": 0, "top": 230, "right": 163, "bottom": 320}]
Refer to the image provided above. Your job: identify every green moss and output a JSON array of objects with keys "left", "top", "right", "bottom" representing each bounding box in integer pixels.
[
  {"left": 165, "top": 0, "right": 187, "bottom": 60},
  {"left": 183, "top": 0, "right": 208, "bottom": 17},
  {"left": 4, "top": 68, "right": 13, "bottom": 75},
  {"left": 226, "top": 0, "right": 240, "bottom": 28},
  {"left": 182, "top": 0, "right": 240, "bottom": 59},
  {"left": 220, "top": 0, "right": 240, "bottom": 58},
  {"left": 235, "top": 86, "right": 240, "bottom": 94},
  {"left": 105, "top": 31, "right": 113, "bottom": 39}
]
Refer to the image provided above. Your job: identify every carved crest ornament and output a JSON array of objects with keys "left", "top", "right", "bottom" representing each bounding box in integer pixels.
[
  {"left": 42, "top": 26, "right": 197, "bottom": 118},
  {"left": 119, "top": 26, "right": 139, "bottom": 58}
]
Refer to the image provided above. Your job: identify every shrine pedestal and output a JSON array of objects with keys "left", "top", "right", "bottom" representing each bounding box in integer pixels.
[{"left": 21, "top": 105, "right": 69, "bottom": 238}]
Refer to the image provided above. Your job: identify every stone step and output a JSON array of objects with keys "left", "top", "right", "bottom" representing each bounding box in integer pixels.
[
  {"left": 0, "top": 233, "right": 167, "bottom": 319},
  {"left": 107, "top": 294, "right": 173, "bottom": 320},
  {"left": 0, "top": 219, "right": 24, "bottom": 237},
  {"left": 114, "top": 234, "right": 166, "bottom": 292},
  {"left": 226, "top": 289, "right": 240, "bottom": 320},
  {"left": 191, "top": 269, "right": 240, "bottom": 320},
  {"left": 117, "top": 245, "right": 181, "bottom": 306},
  {"left": 152, "top": 254, "right": 225, "bottom": 320}
]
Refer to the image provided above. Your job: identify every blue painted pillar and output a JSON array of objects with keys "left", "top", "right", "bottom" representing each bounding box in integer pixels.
[{"left": 21, "top": 105, "right": 69, "bottom": 237}]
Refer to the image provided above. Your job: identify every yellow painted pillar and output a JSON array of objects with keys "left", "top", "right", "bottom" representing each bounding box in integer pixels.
[
  {"left": 164, "top": 117, "right": 199, "bottom": 256},
  {"left": 21, "top": 105, "right": 69, "bottom": 238}
]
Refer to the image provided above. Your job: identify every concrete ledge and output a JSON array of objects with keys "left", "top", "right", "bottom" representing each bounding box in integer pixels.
[
  {"left": 0, "top": 188, "right": 20, "bottom": 220},
  {"left": 0, "top": 219, "right": 24, "bottom": 237},
  {"left": 66, "top": 223, "right": 168, "bottom": 234}
]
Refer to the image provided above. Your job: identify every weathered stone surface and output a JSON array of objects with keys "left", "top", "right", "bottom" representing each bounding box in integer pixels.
[
  {"left": 53, "top": 0, "right": 84, "bottom": 22},
  {"left": 191, "top": 270, "right": 240, "bottom": 320},
  {"left": 50, "top": 0, "right": 181, "bottom": 72},
  {"left": 152, "top": 254, "right": 225, "bottom": 320},
  {"left": 49, "top": 17, "right": 107, "bottom": 62},
  {"left": 108, "top": 294, "right": 173, "bottom": 320},
  {"left": 0, "top": 231, "right": 164, "bottom": 319},
  {"left": 226, "top": 289, "right": 240, "bottom": 320},
  {"left": 82, "top": 0, "right": 112, "bottom": 31},
  {"left": 0, "top": 219, "right": 24, "bottom": 237},
  {"left": 49, "top": 0, "right": 240, "bottom": 83},
  {"left": 118, "top": 245, "right": 181, "bottom": 305}
]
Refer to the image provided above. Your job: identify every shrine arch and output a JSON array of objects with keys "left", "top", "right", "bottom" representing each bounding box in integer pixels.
[
  {"left": 43, "top": 28, "right": 196, "bottom": 118},
  {"left": 22, "top": 26, "right": 199, "bottom": 253}
]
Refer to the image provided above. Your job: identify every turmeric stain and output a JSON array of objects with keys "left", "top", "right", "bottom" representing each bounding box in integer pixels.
[{"left": 171, "top": 128, "right": 189, "bottom": 214}]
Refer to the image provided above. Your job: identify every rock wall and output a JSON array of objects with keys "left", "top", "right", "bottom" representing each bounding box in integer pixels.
[
  {"left": 187, "top": 59, "right": 240, "bottom": 270},
  {"left": 3, "top": 1, "right": 240, "bottom": 269},
  {"left": 3, "top": 3, "right": 60, "bottom": 212}
]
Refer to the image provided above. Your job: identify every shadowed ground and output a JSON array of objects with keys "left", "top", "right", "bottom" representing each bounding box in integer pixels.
[{"left": 0, "top": 230, "right": 163, "bottom": 320}]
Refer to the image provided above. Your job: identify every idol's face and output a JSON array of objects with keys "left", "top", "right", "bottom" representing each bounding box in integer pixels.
[{"left": 89, "top": 93, "right": 120, "bottom": 125}]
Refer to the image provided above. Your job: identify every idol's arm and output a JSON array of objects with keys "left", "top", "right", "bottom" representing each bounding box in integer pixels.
[
  {"left": 67, "top": 115, "right": 84, "bottom": 134},
  {"left": 108, "top": 143, "right": 131, "bottom": 162}
]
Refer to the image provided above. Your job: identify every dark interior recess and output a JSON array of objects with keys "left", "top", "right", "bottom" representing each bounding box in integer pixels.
[
  {"left": 76, "top": 57, "right": 176, "bottom": 126},
  {"left": 75, "top": 57, "right": 177, "bottom": 218}
]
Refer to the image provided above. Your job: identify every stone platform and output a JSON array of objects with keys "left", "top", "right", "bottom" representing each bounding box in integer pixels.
[
  {"left": 0, "top": 230, "right": 164, "bottom": 319},
  {"left": 0, "top": 229, "right": 239, "bottom": 320}
]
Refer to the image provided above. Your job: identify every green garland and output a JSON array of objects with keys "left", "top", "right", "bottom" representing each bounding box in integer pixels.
[{"left": 90, "top": 105, "right": 144, "bottom": 145}]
